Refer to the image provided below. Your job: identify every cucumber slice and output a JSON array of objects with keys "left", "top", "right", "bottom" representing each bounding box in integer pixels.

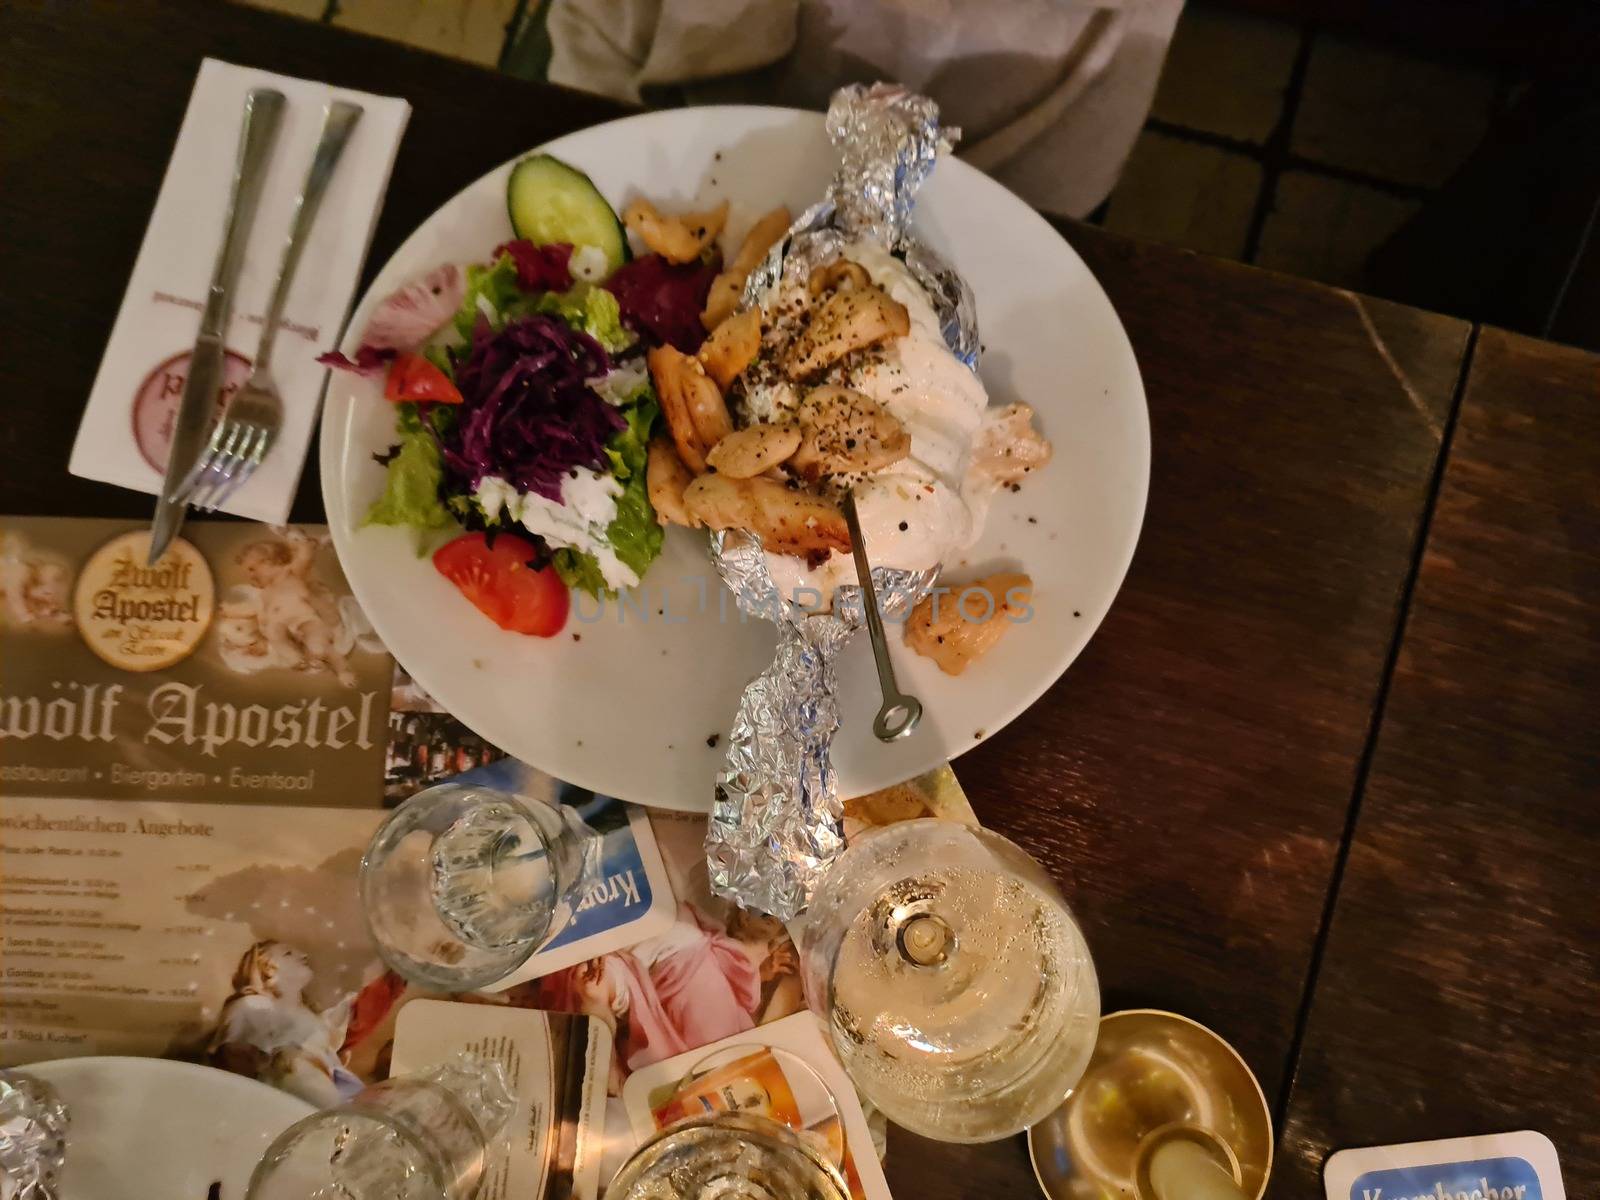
[{"left": 506, "top": 154, "right": 628, "bottom": 276}]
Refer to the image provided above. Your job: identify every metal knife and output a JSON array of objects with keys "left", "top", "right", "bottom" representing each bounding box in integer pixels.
[{"left": 148, "top": 86, "right": 286, "bottom": 565}]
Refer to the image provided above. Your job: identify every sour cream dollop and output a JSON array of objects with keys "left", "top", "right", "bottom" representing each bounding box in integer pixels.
[{"left": 474, "top": 471, "right": 639, "bottom": 590}]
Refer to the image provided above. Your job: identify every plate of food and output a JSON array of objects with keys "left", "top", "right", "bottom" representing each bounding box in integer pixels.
[{"left": 321, "top": 102, "right": 1148, "bottom": 812}]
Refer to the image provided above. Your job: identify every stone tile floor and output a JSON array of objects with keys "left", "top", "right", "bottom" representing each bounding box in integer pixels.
[
  {"left": 238, "top": 0, "right": 1507, "bottom": 296},
  {"left": 1128, "top": 3, "right": 1505, "bottom": 291}
]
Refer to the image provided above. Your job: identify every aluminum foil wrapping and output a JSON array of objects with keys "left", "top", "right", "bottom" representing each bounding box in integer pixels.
[
  {"left": 705, "top": 84, "right": 978, "bottom": 919},
  {"left": 0, "top": 1071, "right": 68, "bottom": 1200}
]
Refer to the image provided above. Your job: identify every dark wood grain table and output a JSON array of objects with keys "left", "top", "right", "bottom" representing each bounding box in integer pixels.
[
  {"left": 1273, "top": 328, "right": 1600, "bottom": 1193},
  {"left": 1, "top": 2, "right": 1590, "bottom": 1196}
]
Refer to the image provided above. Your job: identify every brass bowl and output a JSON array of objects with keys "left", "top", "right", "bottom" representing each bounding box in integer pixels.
[{"left": 1028, "top": 1010, "right": 1272, "bottom": 1200}]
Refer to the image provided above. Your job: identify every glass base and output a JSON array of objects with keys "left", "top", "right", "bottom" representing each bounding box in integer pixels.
[{"left": 361, "top": 784, "right": 571, "bottom": 991}]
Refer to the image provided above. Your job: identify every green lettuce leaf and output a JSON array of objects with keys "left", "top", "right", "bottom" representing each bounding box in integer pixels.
[
  {"left": 536, "top": 282, "right": 635, "bottom": 353},
  {"left": 551, "top": 546, "right": 607, "bottom": 595},
  {"left": 448, "top": 257, "right": 633, "bottom": 356},
  {"left": 452, "top": 254, "right": 526, "bottom": 342},
  {"left": 363, "top": 403, "right": 456, "bottom": 540}
]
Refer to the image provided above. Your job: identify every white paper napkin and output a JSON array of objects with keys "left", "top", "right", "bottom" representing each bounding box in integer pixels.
[{"left": 70, "top": 59, "right": 410, "bottom": 523}]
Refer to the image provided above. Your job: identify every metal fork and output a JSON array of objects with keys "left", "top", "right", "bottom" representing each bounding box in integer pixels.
[{"left": 175, "top": 100, "right": 363, "bottom": 511}]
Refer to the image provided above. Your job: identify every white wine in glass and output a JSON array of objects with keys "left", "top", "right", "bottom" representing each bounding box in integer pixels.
[{"left": 795, "top": 819, "right": 1100, "bottom": 1142}]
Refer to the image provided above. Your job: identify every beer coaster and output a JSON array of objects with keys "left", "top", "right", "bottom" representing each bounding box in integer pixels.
[
  {"left": 72, "top": 530, "right": 215, "bottom": 671},
  {"left": 1325, "top": 1131, "right": 1565, "bottom": 1200}
]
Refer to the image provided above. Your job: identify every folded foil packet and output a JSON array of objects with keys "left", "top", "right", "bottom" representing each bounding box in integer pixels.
[{"left": 704, "top": 83, "right": 978, "bottom": 920}]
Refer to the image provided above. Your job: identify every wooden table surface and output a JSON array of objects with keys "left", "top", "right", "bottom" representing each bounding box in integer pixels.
[
  {"left": 1, "top": 2, "right": 1591, "bottom": 1195},
  {"left": 1273, "top": 328, "right": 1600, "bottom": 1193}
]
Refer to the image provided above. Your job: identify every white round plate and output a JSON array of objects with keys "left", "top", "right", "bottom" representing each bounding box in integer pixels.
[
  {"left": 323, "top": 106, "right": 1148, "bottom": 811},
  {"left": 24, "top": 1055, "right": 313, "bottom": 1198}
]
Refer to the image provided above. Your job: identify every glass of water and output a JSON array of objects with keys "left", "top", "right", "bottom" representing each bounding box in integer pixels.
[
  {"left": 360, "top": 782, "right": 594, "bottom": 991},
  {"left": 246, "top": 1055, "right": 514, "bottom": 1200},
  {"left": 793, "top": 818, "right": 1100, "bottom": 1143}
]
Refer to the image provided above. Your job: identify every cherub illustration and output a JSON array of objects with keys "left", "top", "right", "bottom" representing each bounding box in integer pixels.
[
  {"left": 0, "top": 533, "right": 72, "bottom": 629},
  {"left": 215, "top": 610, "right": 272, "bottom": 665},
  {"left": 218, "top": 530, "right": 360, "bottom": 686},
  {"left": 207, "top": 940, "right": 360, "bottom": 1107}
]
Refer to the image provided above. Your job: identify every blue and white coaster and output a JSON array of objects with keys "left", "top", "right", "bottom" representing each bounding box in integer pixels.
[{"left": 1325, "top": 1131, "right": 1564, "bottom": 1200}]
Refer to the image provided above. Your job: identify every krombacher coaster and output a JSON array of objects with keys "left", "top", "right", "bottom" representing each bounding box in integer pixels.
[
  {"left": 72, "top": 530, "right": 215, "bottom": 671},
  {"left": 1324, "top": 1132, "right": 1565, "bottom": 1200}
]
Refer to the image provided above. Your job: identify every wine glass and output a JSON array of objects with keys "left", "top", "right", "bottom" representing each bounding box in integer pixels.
[
  {"left": 360, "top": 782, "right": 594, "bottom": 991},
  {"left": 792, "top": 818, "right": 1100, "bottom": 1143},
  {"left": 246, "top": 1056, "right": 514, "bottom": 1200}
]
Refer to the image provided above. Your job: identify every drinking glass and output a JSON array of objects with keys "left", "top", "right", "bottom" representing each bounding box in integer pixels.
[
  {"left": 246, "top": 1056, "right": 514, "bottom": 1200},
  {"left": 608, "top": 1044, "right": 850, "bottom": 1200},
  {"left": 793, "top": 818, "right": 1100, "bottom": 1143},
  {"left": 660, "top": 1045, "right": 846, "bottom": 1165},
  {"left": 361, "top": 782, "right": 594, "bottom": 991},
  {"left": 608, "top": 1113, "right": 849, "bottom": 1200}
]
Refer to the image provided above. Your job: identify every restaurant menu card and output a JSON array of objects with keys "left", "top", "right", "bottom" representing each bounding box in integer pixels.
[
  {"left": 69, "top": 59, "right": 409, "bottom": 523},
  {"left": 391, "top": 1001, "right": 612, "bottom": 1200},
  {"left": 0, "top": 762, "right": 669, "bottom": 1095},
  {"left": 1324, "top": 1132, "right": 1565, "bottom": 1200},
  {"left": 621, "top": 1012, "right": 893, "bottom": 1200},
  {"left": 0, "top": 517, "right": 389, "bottom": 806}
]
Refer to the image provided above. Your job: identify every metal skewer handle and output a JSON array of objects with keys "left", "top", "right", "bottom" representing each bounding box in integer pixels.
[{"left": 843, "top": 492, "right": 922, "bottom": 742}]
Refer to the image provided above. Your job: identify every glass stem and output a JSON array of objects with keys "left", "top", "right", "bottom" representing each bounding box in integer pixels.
[{"left": 896, "top": 913, "right": 953, "bottom": 966}]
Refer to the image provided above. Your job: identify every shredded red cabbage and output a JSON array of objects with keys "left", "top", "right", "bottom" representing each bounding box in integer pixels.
[
  {"left": 494, "top": 239, "right": 574, "bottom": 293},
  {"left": 317, "top": 345, "right": 396, "bottom": 375},
  {"left": 604, "top": 253, "right": 720, "bottom": 352},
  {"left": 440, "top": 314, "right": 624, "bottom": 502}
]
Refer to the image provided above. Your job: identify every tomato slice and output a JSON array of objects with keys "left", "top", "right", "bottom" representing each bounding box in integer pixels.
[
  {"left": 384, "top": 352, "right": 463, "bottom": 405},
  {"left": 432, "top": 532, "right": 569, "bottom": 637}
]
